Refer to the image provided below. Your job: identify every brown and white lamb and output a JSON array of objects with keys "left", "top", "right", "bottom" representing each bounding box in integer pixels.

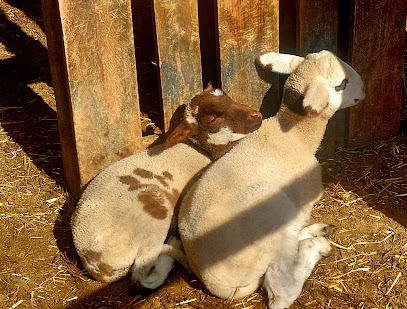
[{"left": 70, "top": 83, "right": 262, "bottom": 290}]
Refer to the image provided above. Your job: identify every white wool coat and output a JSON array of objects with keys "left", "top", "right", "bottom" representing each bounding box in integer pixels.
[
  {"left": 72, "top": 142, "right": 211, "bottom": 283},
  {"left": 178, "top": 116, "right": 323, "bottom": 298}
]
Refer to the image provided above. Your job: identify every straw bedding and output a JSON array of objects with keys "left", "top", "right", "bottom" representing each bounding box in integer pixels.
[{"left": 1, "top": 1, "right": 406, "bottom": 308}]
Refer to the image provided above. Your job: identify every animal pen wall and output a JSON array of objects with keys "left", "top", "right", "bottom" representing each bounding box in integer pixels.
[{"left": 41, "top": 0, "right": 406, "bottom": 198}]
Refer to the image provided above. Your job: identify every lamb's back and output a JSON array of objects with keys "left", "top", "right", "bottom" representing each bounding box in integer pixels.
[
  {"left": 72, "top": 143, "right": 211, "bottom": 262},
  {"left": 179, "top": 118, "right": 323, "bottom": 290}
]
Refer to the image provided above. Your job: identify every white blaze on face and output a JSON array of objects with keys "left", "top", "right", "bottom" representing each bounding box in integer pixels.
[
  {"left": 207, "top": 127, "right": 246, "bottom": 145},
  {"left": 189, "top": 136, "right": 198, "bottom": 144},
  {"left": 184, "top": 104, "right": 198, "bottom": 125}
]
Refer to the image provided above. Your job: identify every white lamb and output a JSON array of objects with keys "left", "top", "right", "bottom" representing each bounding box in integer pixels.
[
  {"left": 70, "top": 83, "right": 262, "bottom": 291},
  {"left": 178, "top": 51, "right": 365, "bottom": 309}
]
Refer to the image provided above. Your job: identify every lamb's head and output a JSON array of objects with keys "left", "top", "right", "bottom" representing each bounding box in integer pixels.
[
  {"left": 256, "top": 50, "right": 365, "bottom": 119},
  {"left": 165, "top": 83, "right": 262, "bottom": 159}
]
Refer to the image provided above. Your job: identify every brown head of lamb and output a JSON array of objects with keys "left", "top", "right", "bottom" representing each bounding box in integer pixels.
[
  {"left": 165, "top": 82, "right": 262, "bottom": 159},
  {"left": 70, "top": 84, "right": 263, "bottom": 290}
]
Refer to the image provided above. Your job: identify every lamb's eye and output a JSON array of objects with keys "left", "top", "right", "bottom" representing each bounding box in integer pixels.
[
  {"left": 207, "top": 116, "right": 218, "bottom": 124},
  {"left": 335, "top": 78, "right": 348, "bottom": 92},
  {"left": 203, "top": 114, "right": 223, "bottom": 125},
  {"left": 210, "top": 116, "right": 218, "bottom": 123}
]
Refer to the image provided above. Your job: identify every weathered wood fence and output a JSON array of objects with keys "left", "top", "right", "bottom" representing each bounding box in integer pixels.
[{"left": 41, "top": 0, "right": 406, "bottom": 198}]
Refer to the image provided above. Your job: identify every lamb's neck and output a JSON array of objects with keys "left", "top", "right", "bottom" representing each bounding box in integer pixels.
[{"left": 276, "top": 105, "right": 330, "bottom": 154}]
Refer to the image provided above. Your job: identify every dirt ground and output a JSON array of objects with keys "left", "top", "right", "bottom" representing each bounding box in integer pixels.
[{"left": 1, "top": 1, "right": 407, "bottom": 308}]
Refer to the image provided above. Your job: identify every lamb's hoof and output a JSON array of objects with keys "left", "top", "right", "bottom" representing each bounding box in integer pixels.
[
  {"left": 313, "top": 236, "right": 332, "bottom": 257},
  {"left": 268, "top": 297, "right": 291, "bottom": 309},
  {"left": 300, "top": 224, "right": 332, "bottom": 258}
]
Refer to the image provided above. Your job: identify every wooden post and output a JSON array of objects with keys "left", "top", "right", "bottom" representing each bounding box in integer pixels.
[
  {"left": 297, "top": 0, "right": 347, "bottom": 155},
  {"left": 217, "top": 0, "right": 279, "bottom": 116},
  {"left": 348, "top": 0, "right": 406, "bottom": 145},
  {"left": 297, "top": 0, "right": 338, "bottom": 55},
  {"left": 42, "top": 0, "right": 144, "bottom": 198},
  {"left": 153, "top": 0, "right": 202, "bottom": 131}
]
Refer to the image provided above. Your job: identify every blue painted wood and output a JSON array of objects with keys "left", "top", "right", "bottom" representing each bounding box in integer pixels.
[
  {"left": 154, "top": 0, "right": 202, "bottom": 131},
  {"left": 43, "top": 0, "right": 144, "bottom": 197}
]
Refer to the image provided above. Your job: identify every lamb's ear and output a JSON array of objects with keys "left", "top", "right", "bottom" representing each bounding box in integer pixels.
[
  {"left": 167, "top": 104, "right": 187, "bottom": 135},
  {"left": 302, "top": 79, "right": 330, "bottom": 117},
  {"left": 256, "top": 52, "right": 304, "bottom": 74},
  {"left": 164, "top": 121, "right": 199, "bottom": 148},
  {"left": 203, "top": 82, "right": 214, "bottom": 93}
]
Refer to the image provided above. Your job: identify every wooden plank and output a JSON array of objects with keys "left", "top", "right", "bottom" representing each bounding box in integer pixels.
[
  {"left": 153, "top": 0, "right": 202, "bottom": 131},
  {"left": 297, "top": 0, "right": 338, "bottom": 55},
  {"left": 218, "top": 0, "right": 279, "bottom": 117},
  {"left": 348, "top": 0, "right": 406, "bottom": 145},
  {"left": 42, "top": 0, "right": 81, "bottom": 197},
  {"left": 297, "top": 0, "right": 345, "bottom": 156},
  {"left": 42, "top": 0, "right": 143, "bottom": 198}
]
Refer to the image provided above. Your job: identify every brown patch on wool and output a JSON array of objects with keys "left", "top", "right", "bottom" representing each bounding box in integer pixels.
[
  {"left": 154, "top": 174, "right": 169, "bottom": 188},
  {"left": 118, "top": 173, "right": 179, "bottom": 220},
  {"left": 137, "top": 187, "right": 168, "bottom": 220},
  {"left": 82, "top": 250, "right": 114, "bottom": 281},
  {"left": 164, "top": 188, "right": 180, "bottom": 209},
  {"left": 118, "top": 175, "right": 142, "bottom": 191},
  {"left": 154, "top": 171, "right": 175, "bottom": 187},
  {"left": 134, "top": 168, "right": 154, "bottom": 179},
  {"left": 162, "top": 171, "right": 173, "bottom": 181},
  {"left": 137, "top": 185, "right": 180, "bottom": 220}
]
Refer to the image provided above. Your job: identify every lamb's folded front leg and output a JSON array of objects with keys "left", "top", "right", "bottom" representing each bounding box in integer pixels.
[
  {"left": 135, "top": 235, "right": 186, "bottom": 289},
  {"left": 293, "top": 223, "right": 331, "bottom": 285},
  {"left": 263, "top": 223, "right": 331, "bottom": 309}
]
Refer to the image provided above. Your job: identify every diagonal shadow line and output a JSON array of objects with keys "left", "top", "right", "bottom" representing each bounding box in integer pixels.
[
  {"left": 183, "top": 164, "right": 322, "bottom": 269},
  {"left": 0, "top": 9, "right": 47, "bottom": 64},
  {"left": 0, "top": 7, "right": 64, "bottom": 185},
  {"left": 6, "top": 0, "right": 46, "bottom": 34}
]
